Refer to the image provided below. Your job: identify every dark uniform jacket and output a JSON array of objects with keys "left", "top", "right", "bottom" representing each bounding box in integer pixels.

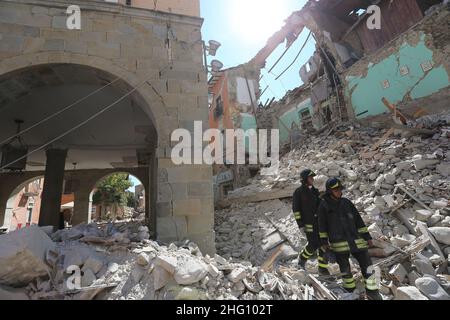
[
  {"left": 318, "top": 194, "right": 372, "bottom": 253},
  {"left": 292, "top": 185, "right": 321, "bottom": 233}
]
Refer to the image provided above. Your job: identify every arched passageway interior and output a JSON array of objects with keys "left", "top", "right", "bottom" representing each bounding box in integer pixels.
[{"left": 0, "top": 63, "right": 157, "bottom": 234}]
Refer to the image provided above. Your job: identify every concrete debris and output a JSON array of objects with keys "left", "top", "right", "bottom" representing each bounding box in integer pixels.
[
  {"left": 415, "top": 276, "right": 450, "bottom": 300},
  {"left": 395, "top": 286, "right": 429, "bottom": 300},
  {"left": 154, "top": 255, "right": 178, "bottom": 275},
  {"left": 415, "top": 209, "right": 434, "bottom": 222},
  {"left": 153, "top": 266, "right": 173, "bottom": 291},
  {"left": 228, "top": 268, "right": 247, "bottom": 283},
  {"left": 0, "top": 285, "right": 30, "bottom": 300},
  {"left": 173, "top": 256, "right": 208, "bottom": 285},
  {"left": 136, "top": 253, "right": 151, "bottom": 267},
  {"left": 412, "top": 254, "right": 437, "bottom": 276},
  {"left": 0, "top": 221, "right": 308, "bottom": 300},
  {"left": 428, "top": 227, "right": 450, "bottom": 245},
  {"left": 81, "top": 269, "right": 97, "bottom": 288},
  {"left": 0, "top": 226, "right": 55, "bottom": 287},
  {"left": 82, "top": 257, "right": 104, "bottom": 274}
]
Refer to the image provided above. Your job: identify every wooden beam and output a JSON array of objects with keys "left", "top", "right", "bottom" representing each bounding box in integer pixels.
[
  {"left": 261, "top": 245, "right": 284, "bottom": 272},
  {"left": 371, "top": 128, "right": 395, "bottom": 151},
  {"left": 307, "top": 274, "right": 337, "bottom": 300},
  {"left": 374, "top": 235, "right": 430, "bottom": 270},
  {"left": 382, "top": 97, "right": 408, "bottom": 124},
  {"left": 393, "top": 207, "right": 418, "bottom": 236},
  {"left": 397, "top": 185, "right": 432, "bottom": 211},
  {"left": 416, "top": 221, "right": 446, "bottom": 263}
]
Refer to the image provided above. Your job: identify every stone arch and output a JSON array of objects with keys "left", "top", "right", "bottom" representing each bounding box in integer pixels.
[
  {"left": 0, "top": 55, "right": 162, "bottom": 235},
  {"left": 89, "top": 171, "right": 147, "bottom": 223}
]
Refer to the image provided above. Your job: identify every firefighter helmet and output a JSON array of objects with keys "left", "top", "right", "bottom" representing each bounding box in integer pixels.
[
  {"left": 300, "top": 169, "right": 316, "bottom": 181},
  {"left": 326, "top": 177, "right": 344, "bottom": 192}
]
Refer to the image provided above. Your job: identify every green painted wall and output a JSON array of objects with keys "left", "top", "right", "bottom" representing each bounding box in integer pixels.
[
  {"left": 240, "top": 113, "right": 257, "bottom": 152},
  {"left": 346, "top": 33, "right": 449, "bottom": 118},
  {"left": 278, "top": 99, "right": 312, "bottom": 144}
]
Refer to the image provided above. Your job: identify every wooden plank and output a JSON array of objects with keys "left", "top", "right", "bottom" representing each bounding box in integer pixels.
[
  {"left": 371, "top": 128, "right": 395, "bottom": 151},
  {"left": 413, "top": 108, "right": 428, "bottom": 119},
  {"left": 307, "top": 274, "right": 337, "bottom": 300},
  {"left": 382, "top": 97, "right": 408, "bottom": 124},
  {"left": 391, "top": 124, "right": 436, "bottom": 136},
  {"left": 374, "top": 235, "right": 430, "bottom": 270},
  {"left": 416, "top": 221, "right": 446, "bottom": 262},
  {"left": 397, "top": 185, "right": 432, "bottom": 211},
  {"left": 261, "top": 245, "right": 284, "bottom": 272}
]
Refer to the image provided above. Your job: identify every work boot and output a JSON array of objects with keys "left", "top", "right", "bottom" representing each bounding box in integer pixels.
[
  {"left": 366, "top": 290, "right": 383, "bottom": 301},
  {"left": 318, "top": 267, "right": 330, "bottom": 276},
  {"left": 298, "top": 257, "right": 307, "bottom": 269}
]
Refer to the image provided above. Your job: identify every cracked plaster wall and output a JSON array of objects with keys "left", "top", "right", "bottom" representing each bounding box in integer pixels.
[{"left": 345, "top": 29, "right": 449, "bottom": 118}]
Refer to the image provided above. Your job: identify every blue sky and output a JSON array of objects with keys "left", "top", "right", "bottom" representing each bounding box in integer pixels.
[
  {"left": 128, "top": 176, "right": 140, "bottom": 191},
  {"left": 200, "top": 0, "right": 316, "bottom": 102}
]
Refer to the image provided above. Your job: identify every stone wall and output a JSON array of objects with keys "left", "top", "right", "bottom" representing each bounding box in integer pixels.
[{"left": 118, "top": 0, "right": 200, "bottom": 17}]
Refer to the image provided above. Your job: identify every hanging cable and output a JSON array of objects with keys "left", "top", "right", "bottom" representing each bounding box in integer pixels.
[
  {"left": 275, "top": 31, "right": 312, "bottom": 80},
  {"left": 0, "top": 76, "right": 122, "bottom": 146},
  {"left": 261, "top": 75, "right": 277, "bottom": 98},
  {"left": 267, "top": 35, "right": 296, "bottom": 74},
  {"left": 0, "top": 77, "right": 150, "bottom": 171}
]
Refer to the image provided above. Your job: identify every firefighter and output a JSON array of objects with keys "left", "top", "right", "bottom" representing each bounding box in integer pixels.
[
  {"left": 292, "top": 169, "right": 330, "bottom": 275},
  {"left": 318, "top": 178, "right": 383, "bottom": 300}
]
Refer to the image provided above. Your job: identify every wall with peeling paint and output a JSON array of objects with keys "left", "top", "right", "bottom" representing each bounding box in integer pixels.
[{"left": 345, "top": 31, "right": 450, "bottom": 118}]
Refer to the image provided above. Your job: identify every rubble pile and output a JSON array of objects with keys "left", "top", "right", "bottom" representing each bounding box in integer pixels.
[
  {"left": 216, "top": 116, "right": 450, "bottom": 300},
  {"left": 1, "top": 116, "right": 449, "bottom": 300},
  {"left": 215, "top": 200, "right": 304, "bottom": 266},
  {"left": 0, "top": 222, "right": 329, "bottom": 300}
]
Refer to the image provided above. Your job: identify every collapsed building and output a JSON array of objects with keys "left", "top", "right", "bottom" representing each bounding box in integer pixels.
[{"left": 209, "top": 0, "right": 450, "bottom": 196}]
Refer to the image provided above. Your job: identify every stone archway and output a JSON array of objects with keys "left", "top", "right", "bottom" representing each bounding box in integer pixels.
[
  {"left": 89, "top": 171, "right": 147, "bottom": 223},
  {"left": 0, "top": 52, "right": 168, "bottom": 135}
]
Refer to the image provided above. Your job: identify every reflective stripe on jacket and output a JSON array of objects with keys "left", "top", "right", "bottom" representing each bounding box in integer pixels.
[
  {"left": 292, "top": 185, "right": 321, "bottom": 232},
  {"left": 318, "top": 194, "right": 372, "bottom": 253}
]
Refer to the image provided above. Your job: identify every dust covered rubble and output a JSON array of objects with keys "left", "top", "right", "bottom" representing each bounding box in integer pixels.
[
  {"left": 216, "top": 118, "right": 450, "bottom": 300},
  {"left": 0, "top": 221, "right": 322, "bottom": 301}
]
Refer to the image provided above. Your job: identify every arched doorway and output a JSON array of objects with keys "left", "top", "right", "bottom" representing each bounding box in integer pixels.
[{"left": 89, "top": 172, "right": 147, "bottom": 224}]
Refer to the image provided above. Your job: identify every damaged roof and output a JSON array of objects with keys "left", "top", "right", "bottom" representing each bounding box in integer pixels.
[{"left": 304, "top": 0, "right": 371, "bottom": 23}]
